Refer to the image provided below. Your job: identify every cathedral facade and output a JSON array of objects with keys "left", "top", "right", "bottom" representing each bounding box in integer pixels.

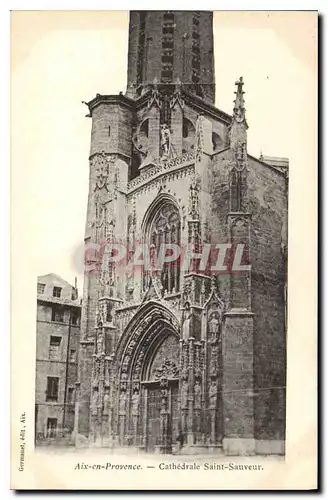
[{"left": 76, "top": 11, "right": 288, "bottom": 455}]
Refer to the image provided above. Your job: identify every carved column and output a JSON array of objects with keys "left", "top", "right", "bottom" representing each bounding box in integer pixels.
[
  {"left": 193, "top": 341, "right": 203, "bottom": 444},
  {"left": 159, "top": 378, "right": 171, "bottom": 454},
  {"left": 141, "top": 385, "right": 148, "bottom": 451},
  {"left": 131, "top": 381, "right": 140, "bottom": 447},
  {"left": 170, "top": 84, "right": 184, "bottom": 156},
  {"left": 203, "top": 285, "right": 225, "bottom": 448},
  {"left": 118, "top": 381, "right": 127, "bottom": 446},
  {"left": 186, "top": 336, "right": 195, "bottom": 445},
  {"left": 180, "top": 340, "right": 189, "bottom": 440}
]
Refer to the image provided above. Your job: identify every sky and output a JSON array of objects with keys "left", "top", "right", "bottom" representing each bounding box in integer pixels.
[{"left": 11, "top": 11, "right": 317, "bottom": 294}]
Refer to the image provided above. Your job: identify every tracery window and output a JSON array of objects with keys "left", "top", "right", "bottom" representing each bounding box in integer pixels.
[
  {"left": 230, "top": 167, "right": 247, "bottom": 212},
  {"left": 143, "top": 201, "right": 180, "bottom": 295}
]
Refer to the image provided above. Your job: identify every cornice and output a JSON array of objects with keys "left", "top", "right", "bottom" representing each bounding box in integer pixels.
[
  {"left": 182, "top": 90, "right": 232, "bottom": 125},
  {"left": 86, "top": 93, "right": 135, "bottom": 114}
]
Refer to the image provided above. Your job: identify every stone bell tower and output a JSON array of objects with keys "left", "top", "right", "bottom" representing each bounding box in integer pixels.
[{"left": 126, "top": 11, "right": 215, "bottom": 103}]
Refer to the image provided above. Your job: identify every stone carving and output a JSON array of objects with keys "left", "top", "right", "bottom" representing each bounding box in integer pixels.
[
  {"left": 194, "top": 380, "right": 202, "bottom": 409},
  {"left": 182, "top": 302, "right": 192, "bottom": 341},
  {"left": 96, "top": 163, "right": 109, "bottom": 190},
  {"left": 131, "top": 390, "right": 140, "bottom": 416},
  {"left": 121, "top": 355, "right": 131, "bottom": 375},
  {"left": 97, "top": 332, "right": 104, "bottom": 355},
  {"left": 188, "top": 220, "right": 201, "bottom": 247},
  {"left": 148, "top": 78, "right": 162, "bottom": 109},
  {"left": 181, "top": 380, "right": 188, "bottom": 409},
  {"left": 119, "top": 393, "right": 126, "bottom": 415},
  {"left": 194, "top": 343, "right": 202, "bottom": 378},
  {"left": 91, "top": 152, "right": 117, "bottom": 192},
  {"left": 160, "top": 124, "right": 172, "bottom": 157},
  {"left": 120, "top": 380, "right": 127, "bottom": 392},
  {"left": 210, "top": 345, "right": 218, "bottom": 377},
  {"left": 183, "top": 348, "right": 189, "bottom": 379},
  {"left": 92, "top": 357, "right": 101, "bottom": 385},
  {"left": 164, "top": 295, "right": 182, "bottom": 319},
  {"left": 153, "top": 358, "right": 179, "bottom": 380},
  {"left": 189, "top": 174, "right": 200, "bottom": 219},
  {"left": 127, "top": 154, "right": 195, "bottom": 194},
  {"left": 160, "top": 379, "right": 169, "bottom": 413},
  {"left": 117, "top": 305, "right": 180, "bottom": 362},
  {"left": 170, "top": 78, "right": 184, "bottom": 109},
  {"left": 208, "top": 312, "right": 220, "bottom": 343},
  {"left": 200, "top": 281, "right": 206, "bottom": 306},
  {"left": 91, "top": 387, "right": 99, "bottom": 416},
  {"left": 229, "top": 77, "right": 248, "bottom": 170},
  {"left": 182, "top": 281, "right": 192, "bottom": 304},
  {"left": 209, "top": 380, "right": 217, "bottom": 408},
  {"left": 103, "top": 388, "right": 110, "bottom": 415},
  {"left": 233, "top": 77, "right": 246, "bottom": 123}
]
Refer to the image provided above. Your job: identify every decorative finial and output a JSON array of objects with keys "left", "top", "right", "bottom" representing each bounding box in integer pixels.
[
  {"left": 233, "top": 76, "right": 247, "bottom": 124},
  {"left": 211, "top": 275, "right": 217, "bottom": 292},
  {"left": 153, "top": 76, "right": 159, "bottom": 88},
  {"left": 229, "top": 77, "right": 248, "bottom": 164}
]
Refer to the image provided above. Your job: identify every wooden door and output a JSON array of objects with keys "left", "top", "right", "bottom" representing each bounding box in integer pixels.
[
  {"left": 146, "top": 386, "right": 162, "bottom": 452},
  {"left": 146, "top": 381, "right": 180, "bottom": 453}
]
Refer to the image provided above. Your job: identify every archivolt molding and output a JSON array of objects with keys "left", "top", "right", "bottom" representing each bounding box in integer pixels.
[{"left": 115, "top": 301, "right": 180, "bottom": 388}]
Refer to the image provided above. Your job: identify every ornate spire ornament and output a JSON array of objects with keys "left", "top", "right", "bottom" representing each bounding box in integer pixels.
[
  {"left": 229, "top": 77, "right": 248, "bottom": 167},
  {"left": 148, "top": 77, "right": 162, "bottom": 109},
  {"left": 170, "top": 77, "right": 184, "bottom": 109}
]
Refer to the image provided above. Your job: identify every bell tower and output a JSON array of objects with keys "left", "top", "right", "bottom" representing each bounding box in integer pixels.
[{"left": 126, "top": 11, "right": 215, "bottom": 103}]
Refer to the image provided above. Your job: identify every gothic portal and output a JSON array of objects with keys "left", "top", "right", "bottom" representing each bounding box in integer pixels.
[{"left": 76, "top": 11, "right": 288, "bottom": 455}]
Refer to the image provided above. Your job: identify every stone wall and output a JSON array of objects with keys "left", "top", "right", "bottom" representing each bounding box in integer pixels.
[
  {"left": 210, "top": 151, "right": 287, "bottom": 446},
  {"left": 247, "top": 157, "right": 287, "bottom": 441}
]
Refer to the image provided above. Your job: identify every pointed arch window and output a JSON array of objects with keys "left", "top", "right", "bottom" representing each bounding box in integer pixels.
[
  {"left": 143, "top": 201, "right": 181, "bottom": 295},
  {"left": 230, "top": 167, "right": 247, "bottom": 212}
]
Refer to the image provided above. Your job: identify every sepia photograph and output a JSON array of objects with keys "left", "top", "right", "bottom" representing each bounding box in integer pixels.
[{"left": 10, "top": 9, "right": 317, "bottom": 490}]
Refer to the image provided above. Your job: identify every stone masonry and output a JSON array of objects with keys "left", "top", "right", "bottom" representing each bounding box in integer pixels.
[{"left": 75, "top": 11, "right": 288, "bottom": 455}]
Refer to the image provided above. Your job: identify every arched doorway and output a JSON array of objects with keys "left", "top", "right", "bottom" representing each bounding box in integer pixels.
[
  {"left": 141, "top": 331, "right": 180, "bottom": 453},
  {"left": 114, "top": 301, "right": 181, "bottom": 453}
]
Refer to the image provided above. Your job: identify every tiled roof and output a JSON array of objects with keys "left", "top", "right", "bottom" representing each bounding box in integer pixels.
[{"left": 37, "top": 294, "right": 82, "bottom": 308}]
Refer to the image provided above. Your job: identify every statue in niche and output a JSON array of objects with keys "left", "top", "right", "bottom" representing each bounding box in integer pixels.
[
  {"left": 119, "top": 393, "right": 126, "bottom": 414},
  {"left": 181, "top": 380, "right": 188, "bottom": 408},
  {"left": 160, "top": 124, "right": 171, "bottom": 157},
  {"left": 182, "top": 302, "right": 192, "bottom": 341},
  {"left": 161, "top": 388, "right": 168, "bottom": 412},
  {"left": 103, "top": 388, "right": 110, "bottom": 415},
  {"left": 131, "top": 390, "right": 139, "bottom": 415},
  {"left": 208, "top": 312, "right": 220, "bottom": 342},
  {"left": 209, "top": 380, "right": 217, "bottom": 408},
  {"left": 91, "top": 387, "right": 99, "bottom": 416},
  {"left": 97, "top": 331, "right": 104, "bottom": 355},
  {"left": 210, "top": 345, "right": 218, "bottom": 377},
  {"left": 189, "top": 176, "right": 200, "bottom": 218},
  {"left": 194, "top": 380, "right": 202, "bottom": 409}
]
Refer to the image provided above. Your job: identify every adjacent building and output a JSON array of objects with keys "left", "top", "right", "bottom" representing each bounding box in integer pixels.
[{"left": 35, "top": 274, "right": 81, "bottom": 443}]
